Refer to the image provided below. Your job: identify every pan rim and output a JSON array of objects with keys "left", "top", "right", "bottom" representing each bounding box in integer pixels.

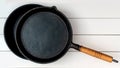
[
  {"left": 4, "top": 4, "right": 42, "bottom": 59},
  {"left": 15, "top": 6, "right": 73, "bottom": 63}
]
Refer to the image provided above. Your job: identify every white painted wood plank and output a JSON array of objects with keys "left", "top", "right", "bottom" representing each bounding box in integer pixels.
[
  {"left": 1, "top": 0, "right": 120, "bottom": 18},
  {"left": 73, "top": 35, "right": 120, "bottom": 51},
  {"left": 0, "top": 35, "right": 10, "bottom": 51},
  {"left": 70, "top": 19, "right": 120, "bottom": 34},
  {"left": 1, "top": 19, "right": 120, "bottom": 34},
  {"left": 1, "top": 35, "right": 120, "bottom": 51},
  {"left": 0, "top": 19, "right": 5, "bottom": 35},
  {"left": 0, "top": 52, "right": 119, "bottom": 68}
]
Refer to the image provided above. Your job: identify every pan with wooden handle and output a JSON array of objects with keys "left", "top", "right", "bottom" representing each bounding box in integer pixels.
[{"left": 4, "top": 4, "right": 118, "bottom": 63}]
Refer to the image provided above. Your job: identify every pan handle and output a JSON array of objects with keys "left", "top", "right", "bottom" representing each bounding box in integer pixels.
[{"left": 71, "top": 42, "right": 118, "bottom": 63}]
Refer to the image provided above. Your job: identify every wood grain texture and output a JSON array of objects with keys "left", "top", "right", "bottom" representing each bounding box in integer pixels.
[{"left": 80, "top": 46, "right": 113, "bottom": 62}]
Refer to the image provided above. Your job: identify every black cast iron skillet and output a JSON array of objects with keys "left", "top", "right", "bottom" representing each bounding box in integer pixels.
[
  {"left": 4, "top": 4, "right": 43, "bottom": 59},
  {"left": 4, "top": 4, "right": 118, "bottom": 63}
]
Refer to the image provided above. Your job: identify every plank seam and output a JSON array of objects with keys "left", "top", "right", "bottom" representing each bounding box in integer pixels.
[{"left": 0, "top": 51, "right": 120, "bottom": 52}]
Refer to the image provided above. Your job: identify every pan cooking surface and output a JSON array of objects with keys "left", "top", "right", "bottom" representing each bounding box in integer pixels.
[{"left": 20, "top": 12, "right": 69, "bottom": 59}]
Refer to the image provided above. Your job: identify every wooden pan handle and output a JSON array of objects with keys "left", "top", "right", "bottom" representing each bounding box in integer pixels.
[
  {"left": 71, "top": 43, "right": 118, "bottom": 63},
  {"left": 80, "top": 46, "right": 113, "bottom": 62}
]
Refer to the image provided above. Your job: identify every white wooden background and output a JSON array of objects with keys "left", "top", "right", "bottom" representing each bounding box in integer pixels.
[{"left": 0, "top": 0, "right": 120, "bottom": 68}]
